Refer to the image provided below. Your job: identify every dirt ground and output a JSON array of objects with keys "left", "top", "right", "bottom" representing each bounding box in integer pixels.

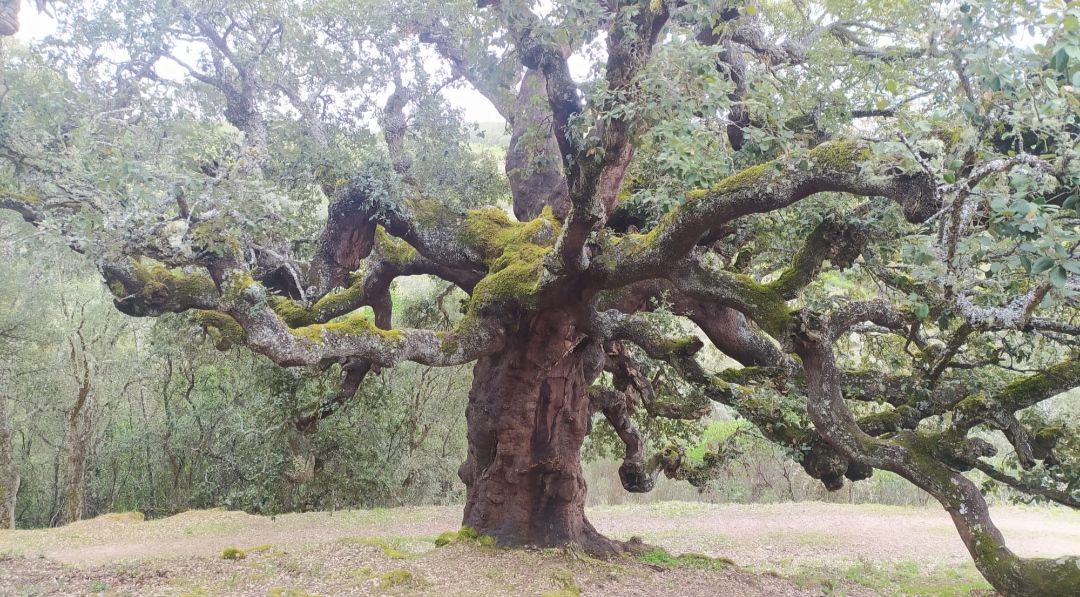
[{"left": 1, "top": 502, "right": 1078, "bottom": 596}]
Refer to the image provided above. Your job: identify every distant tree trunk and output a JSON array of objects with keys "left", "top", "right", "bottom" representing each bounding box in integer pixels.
[
  {"left": 0, "top": 395, "right": 19, "bottom": 529},
  {"left": 0, "top": 0, "right": 20, "bottom": 37},
  {"left": 62, "top": 370, "right": 92, "bottom": 525},
  {"left": 458, "top": 308, "right": 620, "bottom": 554}
]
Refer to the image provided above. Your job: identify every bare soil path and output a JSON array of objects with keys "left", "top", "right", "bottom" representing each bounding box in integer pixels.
[{"left": 1, "top": 502, "right": 1077, "bottom": 596}]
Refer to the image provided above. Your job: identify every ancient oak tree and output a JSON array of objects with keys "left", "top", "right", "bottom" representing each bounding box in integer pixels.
[{"left": 3, "top": 0, "right": 1080, "bottom": 594}]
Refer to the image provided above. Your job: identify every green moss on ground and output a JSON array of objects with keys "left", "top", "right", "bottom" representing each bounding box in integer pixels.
[
  {"left": 636, "top": 547, "right": 734, "bottom": 571},
  {"left": 221, "top": 547, "right": 246, "bottom": 560},
  {"left": 433, "top": 525, "right": 495, "bottom": 548},
  {"left": 378, "top": 568, "right": 421, "bottom": 590},
  {"left": 351, "top": 537, "right": 410, "bottom": 560},
  {"left": 268, "top": 588, "right": 319, "bottom": 597}
]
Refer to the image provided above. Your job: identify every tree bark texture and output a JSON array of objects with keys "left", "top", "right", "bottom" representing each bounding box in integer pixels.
[{"left": 458, "top": 308, "right": 619, "bottom": 553}]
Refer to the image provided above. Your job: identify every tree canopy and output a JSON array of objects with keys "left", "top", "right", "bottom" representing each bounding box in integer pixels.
[{"left": 3, "top": 1, "right": 1080, "bottom": 594}]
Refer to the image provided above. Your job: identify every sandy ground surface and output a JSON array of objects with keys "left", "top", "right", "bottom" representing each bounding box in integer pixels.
[{"left": 0, "top": 502, "right": 1077, "bottom": 596}]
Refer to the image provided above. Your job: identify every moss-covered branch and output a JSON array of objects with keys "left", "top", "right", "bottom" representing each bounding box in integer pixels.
[
  {"left": 308, "top": 174, "right": 486, "bottom": 300},
  {"left": 193, "top": 310, "right": 245, "bottom": 350},
  {"left": 591, "top": 140, "right": 937, "bottom": 289},
  {"left": 101, "top": 256, "right": 504, "bottom": 369},
  {"left": 546, "top": 0, "right": 670, "bottom": 276},
  {"left": 993, "top": 358, "right": 1080, "bottom": 413},
  {"left": 276, "top": 227, "right": 480, "bottom": 328},
  {"left": 0, "top": 193, "right": 43, "bottom": 224},
  {"left": 949, "top": 359, "right": 1080, "bottom": 434},
  {"left": 769, "top": 215, "right": 871, "bottom": 300},
  {"left": 102, "top": 257, "right": 220, "bottom": 316},
  {"left": 220, "top": 268, "right": 504, "bottom": 368},
  {"left": 596, "top": 280, "right": 791, "bottom": 368},
  {"left": 455, "top": 206, "right": 562, "bottom": 314},
  {"left": 668, "top": 258, "right": 793, "bottom": 338}
]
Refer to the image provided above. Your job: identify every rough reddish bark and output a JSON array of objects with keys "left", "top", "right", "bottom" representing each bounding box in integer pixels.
[{"left": 458, "top": 309, "right": 619, "bottom": 553}]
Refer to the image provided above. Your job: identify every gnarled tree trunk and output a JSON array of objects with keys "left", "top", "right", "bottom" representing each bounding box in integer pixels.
[{"left": 458, "top": 308, "right": 619, "bottom": 554}]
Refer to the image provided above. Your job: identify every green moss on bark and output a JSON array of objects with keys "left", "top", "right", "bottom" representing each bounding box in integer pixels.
[
  {"left": 732, "top": 274, "right": 792, "bottom": 337},
  {"left": 970, "top": 529, "right": 1080, "bottom": 596},
  {"left": 997, "top": 360, "right": 1080, "bottom": 410},
  {"left": 681, "top": 141, "right": 868, "bottom": 203},
  {"left": 271, "top": 281, "right": 367, "bottom": 329},
  {"left": 107, "top": 259, "right": 218, "bottom": 314},
  {"left": 194, "top": 310, "right": 245, "bottom": 349},
  {"left": 289, "top": 312, "right": 404, "bottom": 345},
  {"left": 374, "top": 227, "right": 419, "bottom": 267},
  {"left": 458, "top": 207, "right": 561, "bottom": 313}
]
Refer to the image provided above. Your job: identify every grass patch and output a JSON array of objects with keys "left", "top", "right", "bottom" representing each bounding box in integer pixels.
[
  {"left": 221, "top": 547, "right": 246, "bottom": 560},
  {"left": 646, "top": 501, "right": 712, "bottom": 517},
  {"left": 349, "top": 537, "right": 411, "bottom": 559},
  {"left": 379, "top": 568, "right": 422, "bottom": 590},
  {"left": 348, "top": 567, "right": 375, "bottom": 580},
  {"left": 268, "top": 588, "right": 319, "bottom": 597},
  {"left": 637, "top": 547, "right": 734, "bottom": 571},
  {"left": 97, "top": 511, "right": 145, "bottom": 523},
  {"left": 541, "top": 568, "right": 581, "bottom": 597},
  {"left": 792, "top": 559, "right": 992, "bottom": 596},
  {"left": 843, "top": 559, "right": 991, "bottom": 596}
]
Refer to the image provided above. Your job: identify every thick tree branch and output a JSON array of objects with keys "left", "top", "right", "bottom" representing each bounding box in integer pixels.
[
  {"left": 294, "top": 359, "right": 372, "bottom": 432},
  {"left": 309, "top": 177, "right": 485, "bottom": 299},
  {"left": 592, "top": 141, "right": 938, "bottom": 291},
  {"left": 106, "top": 259, "right": 504, "bottom": 368},
  {"left": 770, "top": 215, "right": 871, "bottom": 300},
  {"left": 589, "top": 387, "right": 654, "bottom": 493},
  {"left": 506, "top": 70, "right": 571, "bottom": 220},
  {"left": 415, "top": 18, "right": 519, "bottom": 120},
  {"left": 548, "top": 0, "right": 670, "bottom": 275},
  {"left": 589, "top": 308, "right": 863, "bottom": 489}
]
